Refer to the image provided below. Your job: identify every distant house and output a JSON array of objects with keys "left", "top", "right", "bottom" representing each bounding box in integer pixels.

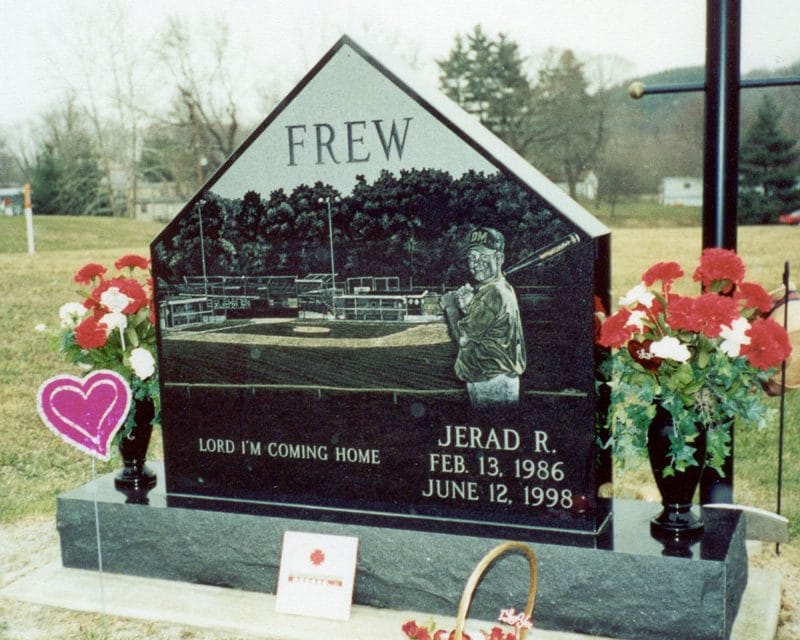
[
  {"left": 0, "top": 187, "right": 24, "bottom": 215},
  {"left": 556, "top": 171, "right": 598, "bottom": 201},
  {"left": 134, "top": 181, "right": 186, "bottom": 222},
  {"left": 661, "top": 177, "right": 703, "bottom": 206}
]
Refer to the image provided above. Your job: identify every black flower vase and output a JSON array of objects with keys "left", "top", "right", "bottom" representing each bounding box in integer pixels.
[
  {"left": 647, "top": 403, "right": 706, "bottom": 540},
  {"left": 114, "top": 399, "right": 157, "bottom": 502}
]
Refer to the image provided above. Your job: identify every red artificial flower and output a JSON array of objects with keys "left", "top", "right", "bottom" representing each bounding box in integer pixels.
[
  {"left": 642, "top": 261, "right": 684, "bottom": 287},
  {"left": 74, "top": 316, "right": 108, "bottom": 349},
  {"left": 118, "top": 278, "right": 150, "bottom": 313},
  {"left": 403, "top": 622, "right": 471, "bottom": 640},
  {"left": 485, "top": 627, "right": 506, "bottom": 640},
  {"left": 667, "top": 293, "right": 738, "bottom": 337},
  {"left": 735, "top": 282, "right": 773, "bottom": 315},
  {"left": 647, "top": 297, "right": 665, "bottom": 319},
  {"left": 91, "top": 277, "right": 149, "bottom": 314},
  {"left": 74, "top": 263, "right": 107, "bottom": 285},
  {"left": 692, "top": 248, "right": 745, "bottom": 293},
  {"left": 402, "top": 621, "right": 431, "bottom": 640},
  {"left": 742, "top": 317, "right": 792, "bottom": 370},
  {"left": 82, "top": 296, "right": 99, "bottom": 313},
  {"left": 627, "top": 339, "right": 663, "bottom": 372},
  {"left": 597, "top": 308, "right": 634, "bottom": 348},
  {"left": 691, "top": 293, "right": 740, "bottom": 338},
  {"left": 115, "top": 254, "right": 150, "bottom": 271},
  {"left": 402, "top": 621, "right": 420, "bottom": 638},
  {"left": 666, "top": 295, "right": 701, "bottom": 332}
]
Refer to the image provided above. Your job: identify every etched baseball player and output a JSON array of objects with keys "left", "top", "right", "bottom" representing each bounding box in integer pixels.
[{"left": 439, "top": 227, "right": 526, "bottom": 407}]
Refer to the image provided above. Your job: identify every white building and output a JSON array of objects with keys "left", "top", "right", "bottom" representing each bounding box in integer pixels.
[
  {"left": 0, "top": 187, "right": 23, "bottom": 215},
  {"left": 660, "top": 177, "right": 703, "bottom": 206},
  {"left": 134, "top": 181, "right": 186, "bottom": 222},
  {"left": 556, "top": 170, "right": 598, "bottom": 201}
]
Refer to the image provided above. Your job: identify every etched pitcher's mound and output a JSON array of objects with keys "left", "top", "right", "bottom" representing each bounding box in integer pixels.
[{"left": 291, "top": 326, "right": 331, "bottom": 335}]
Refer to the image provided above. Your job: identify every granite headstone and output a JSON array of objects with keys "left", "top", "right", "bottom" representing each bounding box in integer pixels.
[{"left": 151, "top": 35, "right": 612, "bottom": 543}]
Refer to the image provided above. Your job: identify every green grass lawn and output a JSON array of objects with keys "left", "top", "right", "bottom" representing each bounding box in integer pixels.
[
  {"left": 0, "top": 213, "right": 798, "bottom": 540},
  {"left": 585, "top": 197, "right": 704, "bottom": 228}
]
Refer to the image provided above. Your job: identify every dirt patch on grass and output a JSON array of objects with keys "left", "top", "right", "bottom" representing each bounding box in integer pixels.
[
  {"left": 0, "top": 517, "right": 252, "bottom": 640},
  {"left": 750, "top": 542, "right": 800, "bottom": 640}
]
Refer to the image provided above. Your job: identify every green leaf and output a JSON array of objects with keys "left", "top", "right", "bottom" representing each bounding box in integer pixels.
[{"left": 125, "top": 327, "right": 140, "bottom": 348}]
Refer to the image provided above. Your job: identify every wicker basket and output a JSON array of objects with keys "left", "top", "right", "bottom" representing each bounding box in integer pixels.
[{"left": 453, "top": 541, "right": 538, "bottom": 640}]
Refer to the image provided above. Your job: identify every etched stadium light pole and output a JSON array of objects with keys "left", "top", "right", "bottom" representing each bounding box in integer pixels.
[{"left": 319, "top": 195, "right": 340, "bottom": 317}]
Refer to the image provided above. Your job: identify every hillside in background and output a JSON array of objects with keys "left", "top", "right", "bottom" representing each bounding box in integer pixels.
[{"left": 598, "top": 61, "right": 800, "bottom": 196}]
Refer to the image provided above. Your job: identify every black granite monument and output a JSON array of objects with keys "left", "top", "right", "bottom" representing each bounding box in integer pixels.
[
  {"left": 57, "top": 36, "right": 747, "bottom": 640},
  {"left": 151, "top": 35, "right": 612, "bottom": 543}
]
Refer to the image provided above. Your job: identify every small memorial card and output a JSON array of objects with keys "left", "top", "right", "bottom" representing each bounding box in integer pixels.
[{"left": 275, "top": 531, "right": 359, "bottom": 620}]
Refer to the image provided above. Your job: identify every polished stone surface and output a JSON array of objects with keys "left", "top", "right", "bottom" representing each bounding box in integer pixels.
[{"left": 57, "top": 464, "right": 747, "bottom": 640}]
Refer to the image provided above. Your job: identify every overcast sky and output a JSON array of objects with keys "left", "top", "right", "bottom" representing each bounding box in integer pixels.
[{"left": 2, "top": 0, "right": 800, "bottom": 130}]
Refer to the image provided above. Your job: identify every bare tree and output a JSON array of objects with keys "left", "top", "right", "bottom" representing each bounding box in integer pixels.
[
  {"left": 44, "top": 4, "right": 156, "bottom": 217},
  {"left": 55, "top": 9, "right": 121, "bottom": 217},
  {"left": 106, "top": 5, "right": 150, "bottom": 217},
  {"left": 529, "top": 48, "right": 609, "bottom": 198},
  {"left": 0, "top": 131, "right": 26, "bottom": 187},
  {"left": 155, "top": 15, "right": 244, "bottom": 189}
]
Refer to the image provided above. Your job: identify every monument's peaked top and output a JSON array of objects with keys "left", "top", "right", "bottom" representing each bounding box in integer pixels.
[
  {"left": 328, "top": 35, "right": 609, "bottom": 238},
  {"left": 156, "top": 34, "right": 608, "bottom": 246}
]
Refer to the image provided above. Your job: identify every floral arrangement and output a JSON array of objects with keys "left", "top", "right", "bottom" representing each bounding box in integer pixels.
[
  {"left": 596, "top": 248, "right": 791, "bottom": 476},
  {"left": 402, "top": 608, "right": 532, "bottom": 640},
  {"left": 57, "top": 254, "right": 159, "bottom": 438}
]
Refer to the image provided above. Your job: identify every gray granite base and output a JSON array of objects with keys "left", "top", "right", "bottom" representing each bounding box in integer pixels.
[{"left": 57, "top": 464, "right": 746, "bottom": 640}]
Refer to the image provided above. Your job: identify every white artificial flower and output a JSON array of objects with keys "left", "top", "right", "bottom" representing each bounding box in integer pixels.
[
  {"left": 59, "top": 302, "right": 88, "bottom": 329},
  {"left": 649, "top": 336, "right": 691, "bottom": 363},
  {"left": 719, "top": 317, "right": 751, "bottom": 357},
  {"left": 626, "top": 310, "right": 648, "bottom": 332},
  {"left": 101, "top": 311, "right": 128, "bottom": 334},
  {"left": 100, "top": 287, "right": 132, "bottom": 314},
  {"left": 619, "top": 283, "right": 655, "bottom": 308},
  {"left": 130, "top": 347, "right": 156, "bottom": 380}
]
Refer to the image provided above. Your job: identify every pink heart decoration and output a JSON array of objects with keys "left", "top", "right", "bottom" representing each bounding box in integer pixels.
[{"left": 37, "top": 370, "right": 132, "bottom": 461}]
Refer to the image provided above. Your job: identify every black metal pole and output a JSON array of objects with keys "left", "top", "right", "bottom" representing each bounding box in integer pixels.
[
  {"left": 700, "top": 0, "right": 741, "bottom": 505},
  {"left": 776, "top": 261, "right": 790, "bottom": 554},
  {"left": 702, "top": 0, "right": 740, "bottom": 251},
  {"left": 628, "top": 75, "right": 800, "bottom": 98}
]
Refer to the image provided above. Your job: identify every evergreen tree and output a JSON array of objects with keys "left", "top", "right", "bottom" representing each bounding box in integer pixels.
[
  {"left": 738, "top": 94, "right": 799, "bottom": 224},
  {"left": 30, "top": 105, "right": 110, "bottom": 215},
  {"left": 30, "top": 143, "right": 62, "bottom": 215},
  {"left": 437, "top": 26, "right": 535, "bottom": 155}
]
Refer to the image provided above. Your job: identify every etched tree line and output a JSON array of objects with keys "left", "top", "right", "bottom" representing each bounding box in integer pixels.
[{"left": 153, "top": 168, "right": 573, "bottom": 286}]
